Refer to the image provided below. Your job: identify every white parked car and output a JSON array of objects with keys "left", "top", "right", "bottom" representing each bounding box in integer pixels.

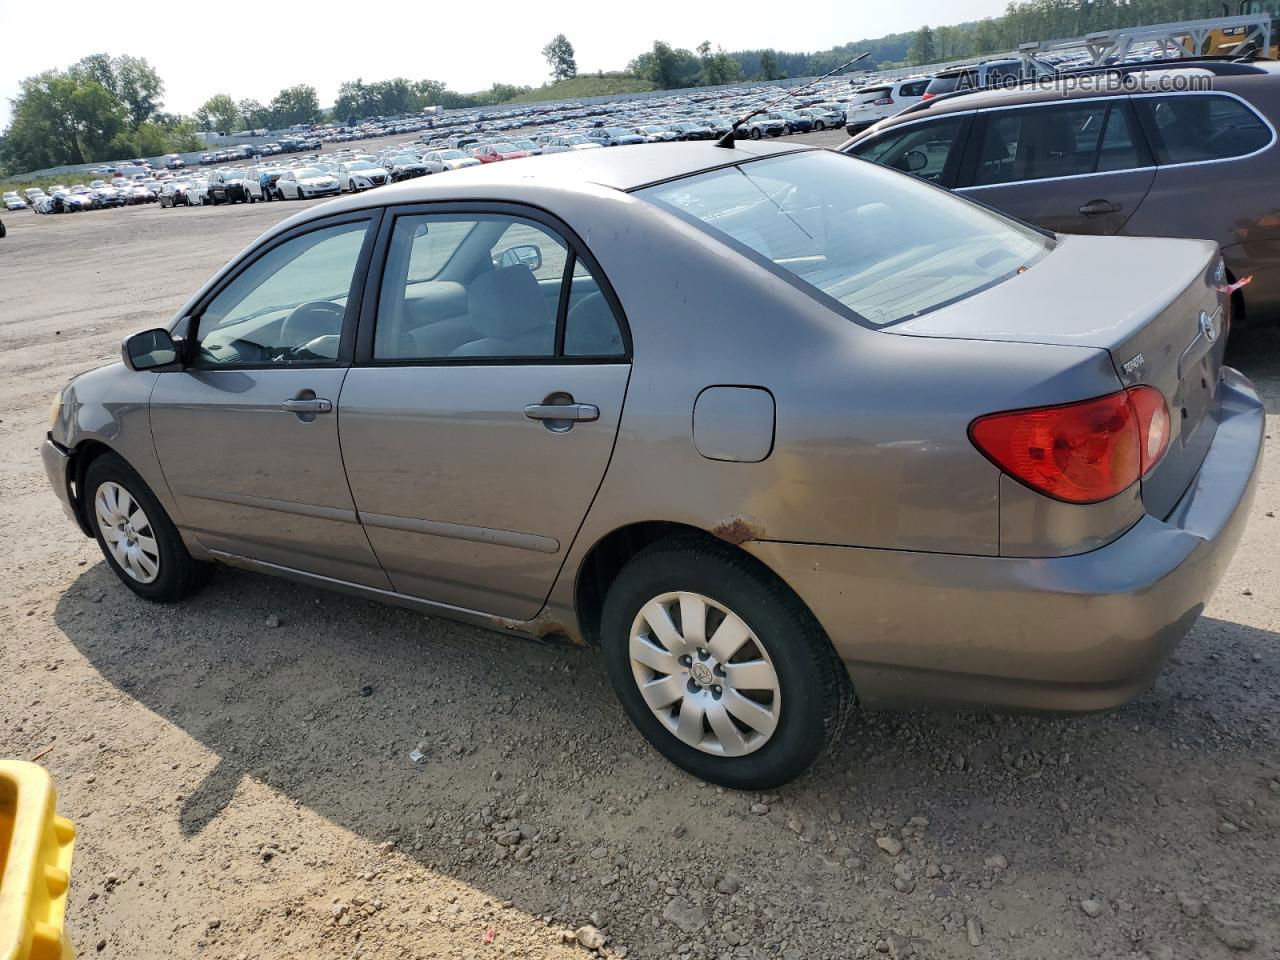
[
  {"left": 421, "top": 149, "right": 481, "bottom": 171},
  {"left": 277, "top": 167, "right": 342, "bottom": 200},
  {"left": 540, "top": 134, "right": 604, "bottom": 154},
  {"left": 844, "top": 77, "right": 931, "bottom": 133},
  {"left": 339, "top": 160, "right": 390, "bottom": 192},
  {"left": 3, "top": 191, "right": 27, "bottom": 211}
]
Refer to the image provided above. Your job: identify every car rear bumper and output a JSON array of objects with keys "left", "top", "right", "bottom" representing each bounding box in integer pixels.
[{"left": 744, "top": 366, "right": 1264, "bottom": 713}]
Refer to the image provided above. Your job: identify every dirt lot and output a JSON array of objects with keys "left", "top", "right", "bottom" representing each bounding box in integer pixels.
[{"left": 2, "top": 150, "right": 1280, "bottom": 960}]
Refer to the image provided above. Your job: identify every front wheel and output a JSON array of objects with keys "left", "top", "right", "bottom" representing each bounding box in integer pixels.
[
  {"left": 600, "top": 537, "right": 852, "bottom": 789},
  {"left": 85, "top": 452, "right": 213, "bottom": 602},
  {"left": 814, "top": 120, "right": 825, "bottom": 131}
]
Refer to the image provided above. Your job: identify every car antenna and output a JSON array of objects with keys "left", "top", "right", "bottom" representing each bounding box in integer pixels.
[{"left": 716, "top": 52, "right": 870, "bottom": 148}]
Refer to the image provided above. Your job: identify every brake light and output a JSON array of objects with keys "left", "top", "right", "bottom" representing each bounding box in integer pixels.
[
  {"left": 873, "top": 97, "right": 894, "bottom": 106},
  {"left": 969, "top": 387, "right": 1170, "bottom": 504},
  {"left": 921, "top": 92, "right": 936, "bottom": 101}
]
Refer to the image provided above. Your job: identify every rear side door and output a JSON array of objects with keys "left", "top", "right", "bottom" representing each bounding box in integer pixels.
[
  {"left": 339, "top": 205, "right": 631, "bottom": 619},
  {"left": 149, "top": 212, "right": 392, "bottom": 588},
  {"left": 955, "top": 98, "right": 1156, "bottom": 235}
]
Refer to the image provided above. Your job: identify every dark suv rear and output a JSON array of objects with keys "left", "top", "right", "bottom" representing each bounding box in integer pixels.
[{"left": 843, "top": 62, "right": 1280, "bottom": 327}]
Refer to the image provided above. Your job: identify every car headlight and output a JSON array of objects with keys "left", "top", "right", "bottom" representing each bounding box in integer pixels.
[{"left": 49, "top": 392, "right": 63, "bottom": 432}]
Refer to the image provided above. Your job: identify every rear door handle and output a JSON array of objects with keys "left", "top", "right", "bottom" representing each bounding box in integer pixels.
[
  {"left": 523, "top": 403, "right": 599, "bottom": 422},
  {"left": 281, "top": 398, "right": 332, "bottom": 413},
  {"left": 1079, "top": 199, "right": 1121, "bottom": 217}
]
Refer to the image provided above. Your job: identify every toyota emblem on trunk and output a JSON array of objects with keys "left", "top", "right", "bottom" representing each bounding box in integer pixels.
[{"left": 1199, "top": 309, "right": 1218, "bottom": 343}]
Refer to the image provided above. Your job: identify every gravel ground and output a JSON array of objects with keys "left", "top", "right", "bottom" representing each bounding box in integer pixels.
[{"left": 2, "top": 132, "right": 1280, "bottom": 960}]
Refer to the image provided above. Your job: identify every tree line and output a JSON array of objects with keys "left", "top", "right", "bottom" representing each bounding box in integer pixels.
[{"left": 1, "top": 55, "right": 202, "bottom": 172}]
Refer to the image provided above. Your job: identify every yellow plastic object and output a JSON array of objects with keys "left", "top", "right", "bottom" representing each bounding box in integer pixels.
[{"left": 0, "top": 762, "right": 76, "bottom": 960}]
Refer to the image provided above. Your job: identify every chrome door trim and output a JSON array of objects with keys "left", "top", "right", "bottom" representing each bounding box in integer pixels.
[
  {"left": 358, "top": 511, "right": 561, "bottom": 554},
  {"left": 179, "top": 486, "right": 360, "bottom": 524}
]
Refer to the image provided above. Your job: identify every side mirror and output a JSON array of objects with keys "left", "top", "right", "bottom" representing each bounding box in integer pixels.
[
  {"left": 122, "top": 327, "right": 181, "bottom": 371},
  {"left": 902, "top": 149, "right": 929, "bottom": 174},
  {"left": 494, "top": 244, "right": 543, "bottom": 272}
]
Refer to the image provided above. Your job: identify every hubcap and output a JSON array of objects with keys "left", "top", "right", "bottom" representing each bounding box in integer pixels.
[
  {"left": 94, "top": 481, "right": 160, "bottom": 584},
  {"left": 629, "top": 591, "right": 781, "bottom": 757}
]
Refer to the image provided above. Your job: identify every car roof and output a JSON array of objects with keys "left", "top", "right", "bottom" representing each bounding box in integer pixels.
[{"left": 885, "top": 62, "right": 1280, "bottom": 122}]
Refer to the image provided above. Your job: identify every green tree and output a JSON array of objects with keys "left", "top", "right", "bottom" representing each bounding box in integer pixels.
[
  {"left": 73, "top": 54, "right": 164, "bottom": 128},
  {"left": 630, "top": 41, "right": 700, "bottom": 88},
  {"left": 3, "top": 69, "right": 127, "bottom": 168},
  {"left": 238, "top": 99, "right": 272, "bottom": 130},
  {"left": 697, "top": 41, "right": 743, "bottom": 86},
  {"left": 195, "top": 94, "right": 240, "bottom": 134},
  {"left": 542, "top": 34, "right": 578, "bottom": 81},
  {"left": 908, "top": 25, "right": 938, "bottom": 65},
  {"left": 268, "top": 85, "right": 322, "bottom": 127},
  {"left": 758, "top": 49, "right": 782, "bottom": 80}
]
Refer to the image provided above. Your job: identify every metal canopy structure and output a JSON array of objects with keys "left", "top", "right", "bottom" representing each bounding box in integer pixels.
[{"left": 1017, "top": 13, "right": 1274, "bottom": 65}]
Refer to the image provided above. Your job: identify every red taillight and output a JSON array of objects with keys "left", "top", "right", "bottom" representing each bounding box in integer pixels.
[
  {"left": 969, "top": 387, "right": 1170, "bottom": 504},
  {"left": 1126, "top": 385, "right": 1169, "bottom": 475},
  {"left": 921, "top": 92, "right": 936, "bottom": 101}
]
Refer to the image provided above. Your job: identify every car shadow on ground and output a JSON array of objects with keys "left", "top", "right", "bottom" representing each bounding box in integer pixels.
[{"left": 53, "top": 556, "right": 1280, "bottom": 956}]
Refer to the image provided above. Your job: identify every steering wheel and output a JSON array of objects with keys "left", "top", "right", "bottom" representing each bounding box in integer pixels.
[{"left": 281, "top": 300, "right": 345, "bottom": 359}]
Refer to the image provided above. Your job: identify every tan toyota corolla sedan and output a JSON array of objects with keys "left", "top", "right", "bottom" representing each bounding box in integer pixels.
[{"left": 44, "top": 141, "right": 1263, "bottom": 787}]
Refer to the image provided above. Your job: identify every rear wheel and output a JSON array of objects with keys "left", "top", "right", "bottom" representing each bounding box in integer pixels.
[
  {"left": 600, "top": 537, "right": 852, "bottom": 789},
  {"left": 749, "top": 127, "right": 762, "bottom": 140},
  {"left": 85, "top": 452, "right": 213, "bottom": 602},
  {"left": 814, "top": 120, "right": 825, "bottom": 131}
]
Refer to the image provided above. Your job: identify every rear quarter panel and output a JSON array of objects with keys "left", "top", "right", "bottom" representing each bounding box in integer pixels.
[{"left": 530, "top": 187, "right": 1126, "bottom": 620}]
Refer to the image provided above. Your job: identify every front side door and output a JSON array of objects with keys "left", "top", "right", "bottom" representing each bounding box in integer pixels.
[
  {"left": 339, "top": 208, "right": 631, "bottom": 619},
  {"left": 955, "top": 98, "right": 1156, "bottom": 236},
  {"left": 845, "top": 114, "right": 973, "bottom": 187},
  {"left": 150, "top": 213, "right": 392, "bottom": 588}
]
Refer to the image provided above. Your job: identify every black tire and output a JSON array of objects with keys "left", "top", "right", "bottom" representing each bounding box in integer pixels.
[
  {"left": 600, "top": 536, "right": 852, "bottom": 790},
  {"left": 814, "top": 120, "right": 825, "bottom": 131},
  {"left": 749, "top": 127, "right": 762, "bottom": 140},
  {"left": 84, "top": 452, "right": 213, "bottom": 603}
]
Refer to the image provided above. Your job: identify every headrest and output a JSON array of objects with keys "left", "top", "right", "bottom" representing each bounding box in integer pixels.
[{"left": 468, "top": 266, "right": 549, "bottom": 339}]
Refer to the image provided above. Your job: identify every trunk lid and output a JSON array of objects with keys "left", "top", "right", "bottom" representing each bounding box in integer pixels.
[{"left": 892, "top": 235, "right": 1228, "bottom": 518}]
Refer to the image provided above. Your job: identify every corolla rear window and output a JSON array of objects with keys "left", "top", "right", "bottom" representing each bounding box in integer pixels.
[{"left": 637, "top": 150, "right": 1053, "bottom": 327}]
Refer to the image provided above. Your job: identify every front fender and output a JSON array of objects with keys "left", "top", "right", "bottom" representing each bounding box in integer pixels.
[{"left": 55, "top": 363, "right": 193, "bottom": 547}]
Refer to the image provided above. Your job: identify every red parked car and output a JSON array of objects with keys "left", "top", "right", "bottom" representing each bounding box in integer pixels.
[{"left": 471, "top": 142, "right": 530, "bottom": 163}]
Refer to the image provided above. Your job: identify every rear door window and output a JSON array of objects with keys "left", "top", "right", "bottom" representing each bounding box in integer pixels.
[
  {"left": 899, "top": 80, "right": 929, "bottom": 98},
  {"left": 1134, "top": 93, "right": 1272, "bottom": 164},
  {"left": 971, "top": 101, "right": 1142, "bottom": 185}
]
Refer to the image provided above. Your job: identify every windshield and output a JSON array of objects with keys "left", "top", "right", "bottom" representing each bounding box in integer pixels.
[
  {"left": 438, "top": 150, "right": 465, "bottom": 159},
  {"left": 638, "top": 150, "right": 1052, "bottom": 328},
  {"left": 563, "top": 135, "right": 588, "bottom": 144},
  {"left": 294, "top": 168, "right": 324, "bottom": 178},
  {"left": 348, "top": 160, "right": 376, "bottom": 170}
]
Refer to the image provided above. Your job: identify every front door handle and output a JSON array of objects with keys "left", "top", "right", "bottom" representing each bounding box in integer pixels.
[
  {"left": 1079, "top": 199, "right": 1121, "bottom": 217},
  {"left": 524, "top": 403, "right": 599, "bottom": 423},
  {"left": 281, "top": 398, "right": 332, "bottom": 414}
]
